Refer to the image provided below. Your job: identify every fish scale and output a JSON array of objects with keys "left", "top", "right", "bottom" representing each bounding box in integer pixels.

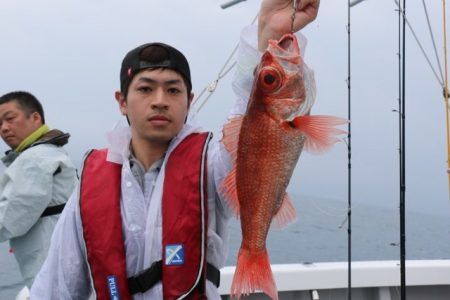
[{"left": 238, "top": 114, "right": 304, "bottom": 249}]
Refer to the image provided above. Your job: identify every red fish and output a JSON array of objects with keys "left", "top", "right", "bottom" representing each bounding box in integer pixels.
[{"left": 220, "top": 33, "right": 347, "bottom": 300}]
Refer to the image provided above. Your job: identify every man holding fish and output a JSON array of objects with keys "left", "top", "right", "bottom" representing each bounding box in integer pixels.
[{"left": 31, "top": 0, "right": 343, "bottom": 299}]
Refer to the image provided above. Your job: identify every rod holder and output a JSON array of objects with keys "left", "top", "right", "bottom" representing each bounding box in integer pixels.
[
  {"left": 221, "top": 0, "right": 247, "bottom": 9},
  {"left": 350, "top": 0, "right": 367, "bottom": 7}
]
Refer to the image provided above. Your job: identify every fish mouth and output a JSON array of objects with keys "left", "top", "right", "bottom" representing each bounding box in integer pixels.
[
  {"left": 267, "top": 33, "right": 300, "bottom": 71},
  {"left": 277, "top": 34, "right": 296, "bottom": 52},
  {"left": 270, "top": 33, "right": 298, "bottom": 55}
]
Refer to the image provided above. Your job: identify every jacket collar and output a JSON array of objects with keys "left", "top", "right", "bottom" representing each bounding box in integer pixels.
[{"left": 105, "top": 121, "right": 202, "bottom": 165}]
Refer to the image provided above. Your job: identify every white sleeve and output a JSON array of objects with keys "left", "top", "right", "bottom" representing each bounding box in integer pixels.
[
  {"left": 30, "top": 188, "right": 92, "bottom": 299},
  {"left": 0, "top": 154, "right": 56, "bottom": 241}
]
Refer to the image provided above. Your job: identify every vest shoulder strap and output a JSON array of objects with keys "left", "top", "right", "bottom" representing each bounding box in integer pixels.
[
  {"left": 162, "top": 132, "right": 212, "bottom": 299},
  {"left": 80, "top": 149, "right": 132, "bottom": 300}
]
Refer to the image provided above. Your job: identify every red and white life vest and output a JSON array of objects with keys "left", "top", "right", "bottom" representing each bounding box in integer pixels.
[{"left": 79, "top": 132, "right": 212, "bottom": 300}]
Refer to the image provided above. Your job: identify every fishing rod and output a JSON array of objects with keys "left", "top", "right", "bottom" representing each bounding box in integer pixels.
[
  {"left": 395, "top": 3, "right": 403, "bottom": 298},
  {"left": 345, "top": 1, "right": 369, "bottom": 299},
  {"left": 444, "top": 0, "right": 450, "bottom": 199},
  {"left": 346, "top": 0, "right": 352, "bottom": 298},
  {"left": 399, "top": 0, "right": 407, "bottom": 299},
  {"left": 392, "top": 2, "right": 407, "bottom": 299}
]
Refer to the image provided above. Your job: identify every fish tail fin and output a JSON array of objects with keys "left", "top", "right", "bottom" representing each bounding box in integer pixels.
[
  {"left": 291, "top": 115, "right": 348, "bottom": 154},
  {"left": 230, "top": 248, "right": 278, "bottom": 300},
  {"left": 272, "top": 194, "right": 297, "bottom": 228}
]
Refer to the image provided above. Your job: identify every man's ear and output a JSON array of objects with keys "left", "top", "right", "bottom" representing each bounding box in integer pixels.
[
  {"left": 31, "top": 111, "right": 43, "bottom": 126},
  {"left": 187, "top": 92, "right": 194, "bottom": 110},
  {"left": 115, "top": 91, "right": 127, "bottom": 116}
]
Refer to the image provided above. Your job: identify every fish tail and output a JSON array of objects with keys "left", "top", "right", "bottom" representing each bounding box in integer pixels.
[{"left": 230, "top": 248, "right": 278, "bottom": 300}]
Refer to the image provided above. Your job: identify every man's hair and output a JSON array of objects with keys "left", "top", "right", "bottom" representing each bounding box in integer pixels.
[
  {"left": 120, "top": 42, "right": 192, "bottom": 98},
  {"left": 0, "top": 91, "right": 45, "bottom": 124}
]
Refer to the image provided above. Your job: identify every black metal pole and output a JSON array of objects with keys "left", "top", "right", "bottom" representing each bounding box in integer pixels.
[
  {"left": 347, "top": 1, "right": 352, "bottom": 299},
  {"left": 400, "top": 0, "right": 407, "bottom": 299},
  {"left": 397, "top": 0, "right": 402, "bottom": 205}
]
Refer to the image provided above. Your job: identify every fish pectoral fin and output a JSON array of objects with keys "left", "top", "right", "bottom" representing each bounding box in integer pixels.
[
  {"left": 290, "top": 115, "right": 348, "bottom": 154},
  {"left": 219, "top": 165, "right": 240, "bottom": 217},
  {"left": 221, "top": 115, "right": 244, "bottom": 161},
  {"left": 272, "top": 194, "right": 297, "bottom": 228}
]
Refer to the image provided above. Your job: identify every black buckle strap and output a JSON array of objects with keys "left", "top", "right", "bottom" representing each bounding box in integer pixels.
[
  {"left": 40, "top": 167, "right": 65, "bottom": 218},
  {"left": 206, "top": 262, "right": 220, "bottom": 289},
  {"left": 127, "top": 260, "right": 162, "bottom": 295},
  {"left": 40, "top": 203, "right": 66, "bottom": 217},
  {"left": 127, "top": 261, "right": 220, "bottom": 295},
  {"left": 53, "top": 166, "right": 62, "bottom": 175}
]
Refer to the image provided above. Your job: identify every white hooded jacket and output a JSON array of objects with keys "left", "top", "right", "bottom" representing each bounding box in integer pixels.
[
  {"left": 0, "top": 137, "right": 77, "bottom": 288},
  {"left": 30, "top": 25, "right": 313, "bottom": 299}
]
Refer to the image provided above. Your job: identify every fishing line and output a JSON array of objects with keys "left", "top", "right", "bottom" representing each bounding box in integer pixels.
[
  {"left": 422, "top": 0, "right": 445, "bottom": 84},
  {"left": 291, "top": 0, "right": 299, "bottom": 32},
  {"left": 303, "top": 195, "right": 351, "bottom": 218},
  {"left": 394, "top": 0, "right": 444, "bottom": 87},
  {"left": 192, "top": 51, "right": 237, "bottom": 112},
  {"left": 191, "top": 14, "right": 258, "bottom": 117}
]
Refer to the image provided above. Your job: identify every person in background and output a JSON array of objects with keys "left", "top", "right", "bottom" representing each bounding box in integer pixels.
[
  {"left": 30, "top": 0, "right": 320, "bottom": 298},
  {"left": 0, "top": 91, "right": 77, "bottom": 288}
]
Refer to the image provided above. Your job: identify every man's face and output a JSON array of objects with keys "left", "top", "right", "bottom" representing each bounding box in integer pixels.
[
  {"left": 0, "top": 101, "right": 42, "bottom": 149},
  {"left": 116, "top": 68, "right": 193, "bottom": 147}
]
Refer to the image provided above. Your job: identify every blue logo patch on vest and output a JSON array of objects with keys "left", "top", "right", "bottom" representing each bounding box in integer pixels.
[
  {"left": 107, "top": 275, "right": 121, "bottom": 300},
  {"left": 165, "top": 244, "right": 185, "bottom": 266}
]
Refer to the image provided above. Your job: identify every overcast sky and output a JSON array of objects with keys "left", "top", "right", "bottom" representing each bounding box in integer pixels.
[{"left": 1, "top": 0, "right": 449, "bottom": 217}]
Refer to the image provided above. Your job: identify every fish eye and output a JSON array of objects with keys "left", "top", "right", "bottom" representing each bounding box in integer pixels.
[
  {"left": 259, "top": 67, "right": 282, "bottom": 91},
  {"left": 264, "top": 74, "right": 275, "bottom": 85}
]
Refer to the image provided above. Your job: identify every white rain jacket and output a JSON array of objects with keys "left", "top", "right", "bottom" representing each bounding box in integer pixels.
[
  {"left": 30, "top": 25, "right": 314, "bottom": 299},
  {"left": 0, "top": 140, "right": 77, "bottom": 288}
]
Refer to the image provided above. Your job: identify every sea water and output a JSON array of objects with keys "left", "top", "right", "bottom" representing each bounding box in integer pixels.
[{"left": 1, "top": 195, "right": 450, "bottom": 299}]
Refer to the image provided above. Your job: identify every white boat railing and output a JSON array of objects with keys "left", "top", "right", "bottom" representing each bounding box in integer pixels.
[{"left": 219, "top": 260, "right": 450, "bottom": 299}]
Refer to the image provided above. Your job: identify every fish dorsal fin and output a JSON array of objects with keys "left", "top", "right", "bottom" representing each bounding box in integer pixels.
[
  {"left": 290, "top": 115, "right": 348, "bottom": 154},
  {"left": 219, "top": 116, "right": 244, "bottom": 217},
  {"left": 272, "top": 193, "right": 297, "bottom": 228}
]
